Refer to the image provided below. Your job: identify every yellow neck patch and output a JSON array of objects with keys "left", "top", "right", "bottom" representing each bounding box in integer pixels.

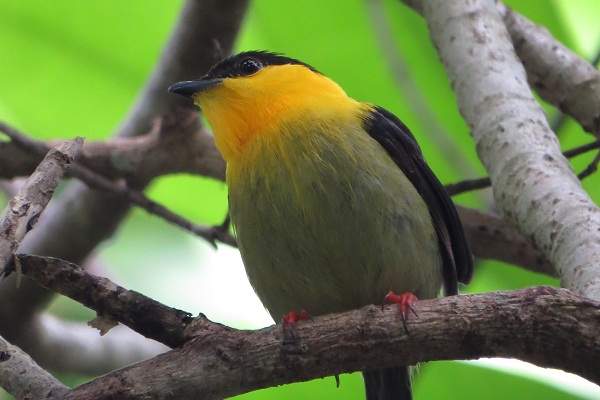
[{"left": 194, "top": 64, "right": 362, "bottom": 162}]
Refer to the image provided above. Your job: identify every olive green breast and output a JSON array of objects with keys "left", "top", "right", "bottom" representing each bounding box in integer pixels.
[{"left": 227, "top": 118, "right": 441, "bottom": 320}]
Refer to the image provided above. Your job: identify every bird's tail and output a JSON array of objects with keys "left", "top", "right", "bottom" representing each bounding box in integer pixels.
[{"left": 363, "top": 366, "right": 412, "bottom": 400}]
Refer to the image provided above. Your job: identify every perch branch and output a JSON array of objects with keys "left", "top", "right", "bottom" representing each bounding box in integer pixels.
[{"left": 49, "top": 287, "right": 600, "bottom": 400}]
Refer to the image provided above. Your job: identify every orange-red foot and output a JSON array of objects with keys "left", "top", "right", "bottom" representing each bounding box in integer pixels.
[
  {"left": 282, "top": 310, "right": 311, "bottom": 341},
  {"left": 383, "top": 291, "right": 418, "bottom": 334}
]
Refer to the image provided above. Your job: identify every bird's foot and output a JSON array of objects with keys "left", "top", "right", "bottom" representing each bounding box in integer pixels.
[
  {"left": 382, "top": 291, "right": 418, "bottom": 334},
  {"left": 281, "top": 310, "right": 311, "bottom": 342}
]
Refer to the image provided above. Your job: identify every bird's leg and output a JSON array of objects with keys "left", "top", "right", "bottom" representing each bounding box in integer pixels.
[
  {"left": 383, "top": 291, "right": 418, "bottom": 334},
  {"left": 281, "top": 310, "right": 311, "bottom": 341}
]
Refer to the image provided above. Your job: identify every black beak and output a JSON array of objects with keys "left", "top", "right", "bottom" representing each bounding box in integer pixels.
[{"left": 168, "top": 79, "right": 222, "bottom": 97}]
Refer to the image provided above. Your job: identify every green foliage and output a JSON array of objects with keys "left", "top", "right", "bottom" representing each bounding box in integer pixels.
[{"left": 1, "top": 1, "right": 599, "bottom": 399}]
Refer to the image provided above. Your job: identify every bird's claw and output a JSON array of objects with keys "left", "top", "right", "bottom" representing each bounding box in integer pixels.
[
  {"left": 282, "top": 310, "right": 312, "bottom": 342},
  {"left": 383, "top": 291, "right": 418, "bottom": 334}
]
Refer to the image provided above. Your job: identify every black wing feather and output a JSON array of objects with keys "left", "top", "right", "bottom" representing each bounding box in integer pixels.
[{"left": 363, "top": 106, "right": 473, "bottom": 295}]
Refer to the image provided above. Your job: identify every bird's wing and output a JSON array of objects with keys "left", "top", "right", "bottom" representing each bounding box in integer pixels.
[{"left": 363, "top": 106, "right": 473, "bottom": 295}]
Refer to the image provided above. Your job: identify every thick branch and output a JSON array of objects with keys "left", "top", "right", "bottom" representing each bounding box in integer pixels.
[
  {"left": 3, "top": 255, "right": 594, "bottom": 398},
  {"left": 415, "top": 0, "right": 600, "bottom": 300},
  {"left": 54, "top": 287, "right": 598, "bottom": 400}
]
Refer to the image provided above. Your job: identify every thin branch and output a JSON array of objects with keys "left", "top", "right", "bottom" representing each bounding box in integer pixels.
[
  {"left": 52, "top": 287, "right": 599, "bottom": 400},
  {"left": 445, "top": 177, "right": 491, "bottom": 196},
  {"left": 0, "top": 119, "right": 235, "bottom": 248},
  {"left": 446, "top": 140, "right": 600, "bottom": 196},
  {"left": 0, "top": 138, "right": 83, "bottom": 274},
  {"left": 578, "top": 151, "right": 600, "bottom": 180},
  {"left": 563, "top": 139, "right": 600, "bottom": 158},
  {"left": 4, "top": 254, "right": 193, "bottom": 348}
]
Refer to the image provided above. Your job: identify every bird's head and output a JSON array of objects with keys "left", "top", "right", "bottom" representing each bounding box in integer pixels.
[{"left": 168, "top": 51, "right": 349, "bottom": 162}]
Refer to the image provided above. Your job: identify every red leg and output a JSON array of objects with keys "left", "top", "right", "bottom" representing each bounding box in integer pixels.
[
  {"left": 383, "top": 291, "right": 418, "bottom": 333},
  {"left": 282, "top": 310, "right": 311, "bottom": 340}
]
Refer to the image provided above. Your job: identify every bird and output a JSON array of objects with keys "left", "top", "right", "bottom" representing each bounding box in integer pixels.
[{"left": 168, "top": 51, "right": 473, "bottom": 400}]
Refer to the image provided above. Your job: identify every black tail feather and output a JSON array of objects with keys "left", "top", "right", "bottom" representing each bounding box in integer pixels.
[{"left": 363, "top": 366, "right": 412, "bottom": 400}]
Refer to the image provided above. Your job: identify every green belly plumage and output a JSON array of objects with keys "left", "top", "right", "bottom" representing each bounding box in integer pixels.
[{"left": 227, "top": 118, "right": 442, "bottom": 320}]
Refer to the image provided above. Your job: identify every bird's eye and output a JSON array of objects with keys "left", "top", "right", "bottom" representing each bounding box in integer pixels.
[{"left": 239, "top": 58, "right": 262, "bottom": 76}]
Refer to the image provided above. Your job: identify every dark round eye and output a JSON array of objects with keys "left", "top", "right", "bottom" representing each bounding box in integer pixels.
[{"left": 239, "top": 58, "right": 262, "bottom": 76}]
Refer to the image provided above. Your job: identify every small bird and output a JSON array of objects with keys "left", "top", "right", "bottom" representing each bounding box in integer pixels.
[{"left": 169, "top": 51, "right": 473, "bottom": 400}]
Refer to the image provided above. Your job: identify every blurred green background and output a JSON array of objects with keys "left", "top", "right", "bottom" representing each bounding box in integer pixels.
[{"left": 1, "top": 0, "right": 599, "bottom": 399}]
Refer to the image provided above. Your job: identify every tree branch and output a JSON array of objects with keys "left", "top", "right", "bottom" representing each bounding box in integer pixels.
[
  {"left": 3, "top": 253, "right": 595, "bottom": 399},
  {"left": 0, "top": 115, "right": 236, "bottom": 248},
  {"left": 400, "top": 0, "right": 600, "bottom": 138},
  {"left": 409, "top": 0, "right": 600, "bottom": 300},
  {"left": 49, "top": 287, "right": 599, "bottom": 400},
  {"left": 0, "top": 335, "right": 69, "bottom": 400},
  {"left": 445, "top": 140, "right": 600, "bottom": 196},
  {"left": 496, "top": 2, "right": 600, "bottom": 137},
  {"left": 0, "top": 110, "right": 225, "bottom": 183},
  {"left": 0, "top": 138, "right": 83, "bottom": 273},
  {"left": 4, "top": 254, "right": 192, "bottom": 348}
]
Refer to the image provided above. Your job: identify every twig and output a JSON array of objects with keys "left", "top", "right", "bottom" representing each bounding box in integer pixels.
[
  {"left": 446, "top": 140, "right": 600, "bottom": 196},
  {"left": 445, "top": 177, "right": 491, "bottom": 196},
  {"left": 563, "top": 140, "right": 600, "bottom": 158},
  {"left": 578, "top": 150, "right": 600, "bottom": 180}
]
